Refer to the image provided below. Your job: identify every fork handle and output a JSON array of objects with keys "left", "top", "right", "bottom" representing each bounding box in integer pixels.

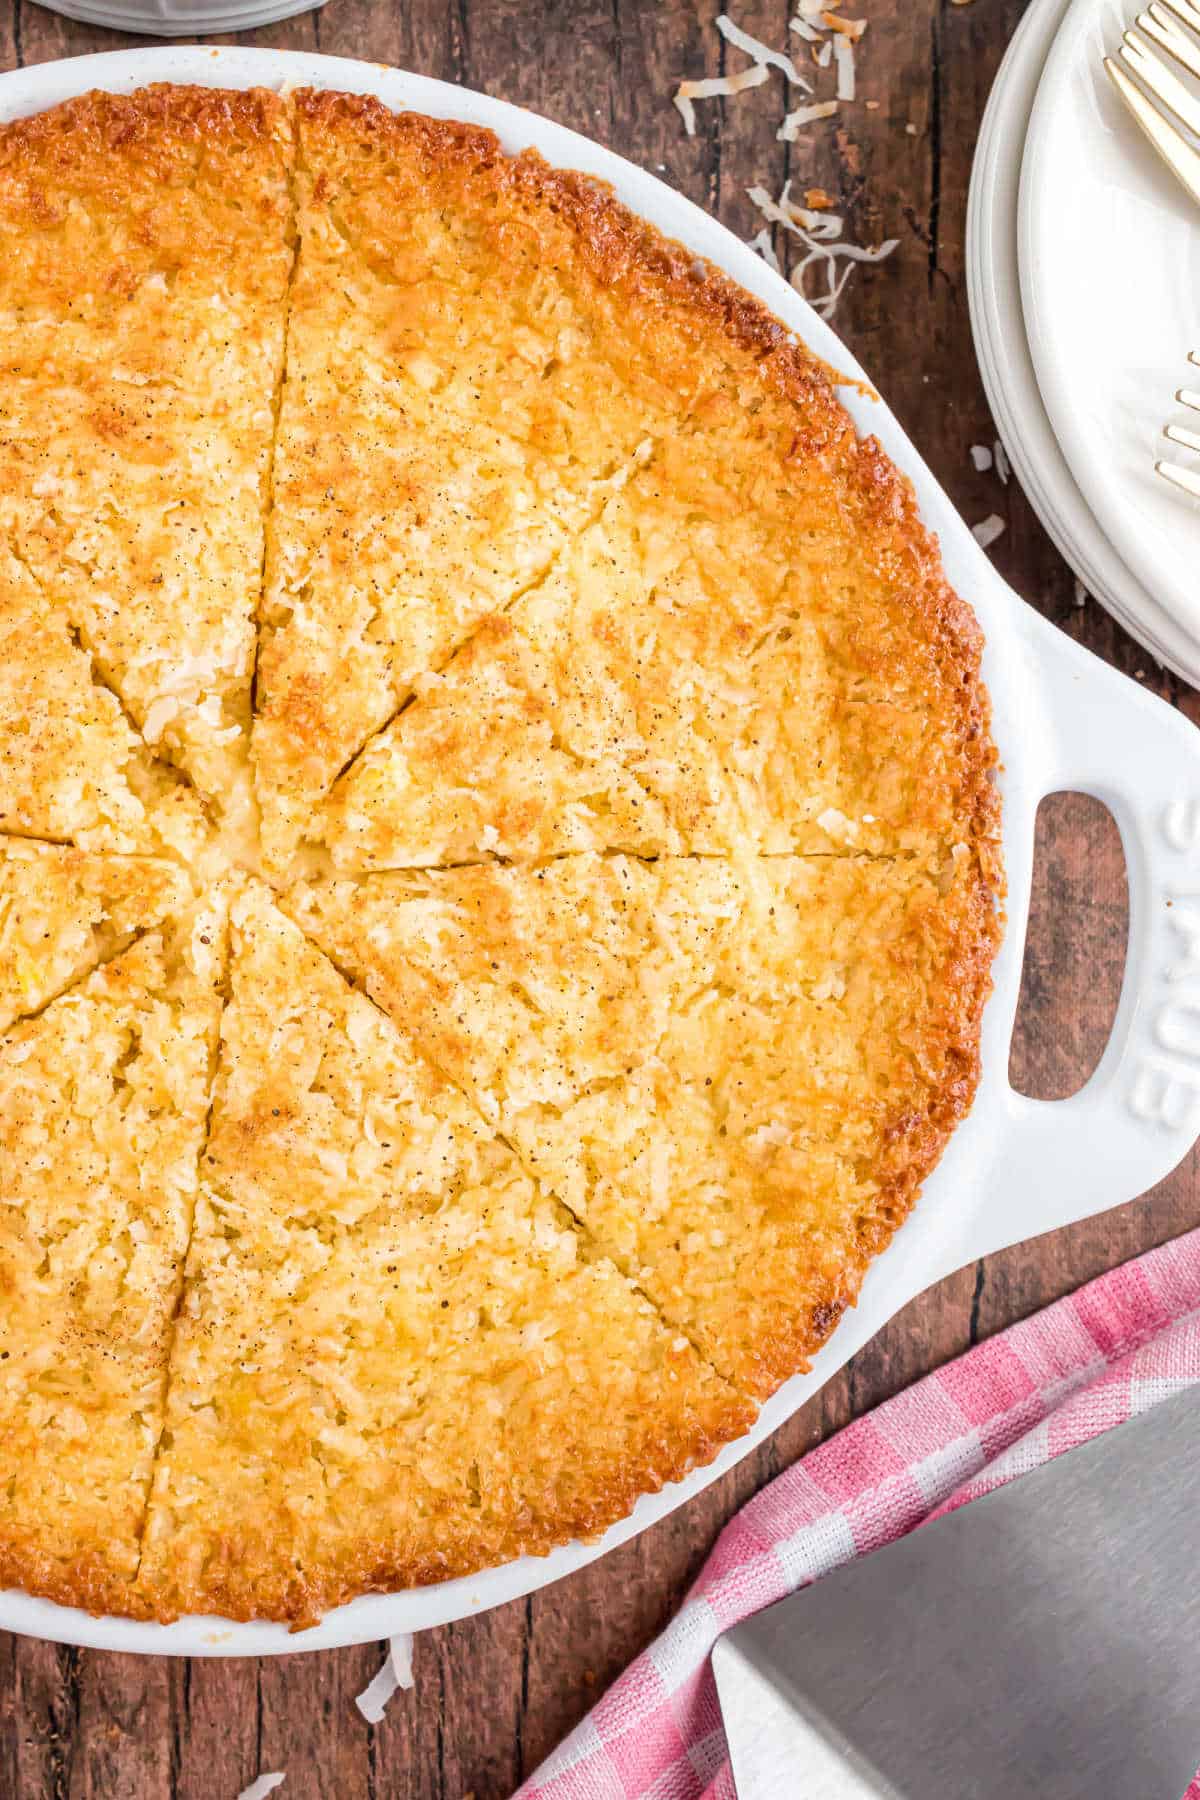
[{"left": 1104, "top": 56, "right": 1200, "bottom": 206}]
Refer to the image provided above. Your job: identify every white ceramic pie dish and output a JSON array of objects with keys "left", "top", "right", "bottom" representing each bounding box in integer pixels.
[{"left": 4, "top": 46, "right": 1200, "bottom": 1658}]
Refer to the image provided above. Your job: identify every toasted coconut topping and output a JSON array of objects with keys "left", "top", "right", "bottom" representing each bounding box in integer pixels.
[
  {"left": 356, "top": 1633, "right": 416, "bottom": 1722},
  {"left": 748, "top": 226, "right": 783, "bottom": 274},
  {"left": 675, "top": 61, "right": 770, "bottom": 134},
  {"left": 749, "top": 180, "right": 897, "bottom": 319},
  {"left": 236, "top": 1778, "right": 286, "bottom": 1800},
  {"left": 778, "top": 98, "right": 840, "bottom": 140},
  {"left": 973, "top": 514, "right": 1007, "bottom": 550},
  {"left": 834, "top": 34, "right": 857, "bottom": 100},
  {"left": 717, "top": 13, "right": 813, "bottom": 90}
]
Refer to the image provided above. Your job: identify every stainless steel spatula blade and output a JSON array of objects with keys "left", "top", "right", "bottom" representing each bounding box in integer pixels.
[{"left": 712, "top": 1384, "right": 1200, "bottom": 1800}]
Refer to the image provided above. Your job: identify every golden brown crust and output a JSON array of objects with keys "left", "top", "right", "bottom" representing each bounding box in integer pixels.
[{"left": 0, "top": 85, "right": 1001, "bottom": 1623}]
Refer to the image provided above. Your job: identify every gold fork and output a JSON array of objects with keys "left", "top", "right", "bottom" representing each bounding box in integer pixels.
[
  {"left": 1104, "top": 0, "right": 1200, "bottom": 206},
  {"left": 1157, "top": 352, "right": 1200, "bottom": 498},
  {"left": 1104, "top": 10, "right": 1200, "bottom": 498}
]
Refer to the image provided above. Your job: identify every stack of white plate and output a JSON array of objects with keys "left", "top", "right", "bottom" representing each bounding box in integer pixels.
[
  {"left": 968, "top": 0, "right": 1200, "bottom": 684},
  {"left": 32, "top": 0, "right": 322, "bottom": 35}
]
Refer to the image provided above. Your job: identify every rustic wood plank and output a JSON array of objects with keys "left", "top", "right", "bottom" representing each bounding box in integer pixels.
[
  {"left": 11, "top": 1638, "right": 81, "bottom": 1799},
  {"left": 312, "top": 0, "right": 454, "bottom": 74},
  {"left": 0, "top": 1631, "right": 16, "bottom": 1800},
  {"left": 1009, "top": 794, "right": 1128, "bottom": 1101},
  {"left": 252, "top": 1647, "right": 379, "bottom": 1800},
  {"left": 70, "top": 1654, "right": 172, "bottom": 1800},
  {"left": 168, "top": 1659, "right": 261, "bottom": 1800},
  {"left": 13, "top": 0, "right": 128, "bottom": 63}
]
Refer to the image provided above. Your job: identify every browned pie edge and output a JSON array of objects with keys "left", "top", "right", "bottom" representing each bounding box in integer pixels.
[{"left": 0, "top": 81, "right": 288, "bottom": 179}]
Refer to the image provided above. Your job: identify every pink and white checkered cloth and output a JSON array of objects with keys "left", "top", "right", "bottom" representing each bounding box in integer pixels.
[{"left": 520, "top": 1226, "right": 1200, "bottom": 1800}]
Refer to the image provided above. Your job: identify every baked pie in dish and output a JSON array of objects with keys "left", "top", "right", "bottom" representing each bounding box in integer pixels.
[{"left": 0, "top": 84, "right": 1001, "bottom": 1625}]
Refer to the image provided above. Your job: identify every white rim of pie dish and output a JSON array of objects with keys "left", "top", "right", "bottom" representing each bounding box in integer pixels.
[
  {"left": 3, "top": 46, "right": 1200, "bottom": 1657},
  {"left": 966, "top": 0, "right": 1200, "bottom": 685}
]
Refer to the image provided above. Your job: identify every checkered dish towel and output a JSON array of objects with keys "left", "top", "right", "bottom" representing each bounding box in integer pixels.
[{"left": 520, "top": 1227, "right": 1200, "bottom": 1800}]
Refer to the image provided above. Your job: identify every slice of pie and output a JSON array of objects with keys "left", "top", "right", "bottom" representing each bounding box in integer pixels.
[
  {"left": 135, "top": 885, "right": 749, "bottom": 1624},
  {"left": 0, "top": 837, "right": 190, "bottom": 1029},
  {"left": 288, "top": 849, "right": 993, "bottom": 1397},
  {"left": 0, "top": 900, "right": 227, "bottom": 1612},
  {"left": 0, "top": 548, "right": 209, "bottom": 861},
  {"left": 318, "top": 465, "right": 993, "bottom": 871},
  {"left": 0, "top": 86, "right": 295, "bottom": 831},
  {"left": 252, "top": 94, "right": 667, "bottom": 878},
  {"left": 260, "top": 91, "right": 994, "bottom": 880}
]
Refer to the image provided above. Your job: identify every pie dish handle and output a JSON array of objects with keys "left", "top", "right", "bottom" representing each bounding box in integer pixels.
[{"left": 975, "top": 628, "right": 1200, "bottom": 1262}]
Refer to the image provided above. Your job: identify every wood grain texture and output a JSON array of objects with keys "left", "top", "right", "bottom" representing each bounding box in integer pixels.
[{"left": 1, "top": 1, "right": 1197, "bottom": 1794}]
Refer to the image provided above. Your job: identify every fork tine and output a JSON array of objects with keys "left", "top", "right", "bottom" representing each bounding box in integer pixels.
[
  {"left": 1140, "top": 4, "right": 1200, "bottom": 80},
  {"left": 1181, "top": 387, "right": 1200, "bottom": 411},
  {"left": 1166, "top": 422, "right": 1200, "bottom": 453},
  {"left": 1104, "top": 58, "right": 1200, "bottom": 205},
  {"left": 1156, "top": 0, "right": 1200, "bottom": 36},
  {"left": 1158, "top": 459, "right": 1200, "bottom": 499},
  {"left": 1120, "top": 31, "right": 1200, "bottom": 135}
]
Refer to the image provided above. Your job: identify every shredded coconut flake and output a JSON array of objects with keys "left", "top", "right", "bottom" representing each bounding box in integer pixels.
[
  {"left": 833, "top": 35, "right": 856, "bottom": 100},
  {"left": 816, "top": 38, "right": 834, "bottom": 66},
  {"left": 1073, "top": 578, "right": 1088, "bottom": 608},
  {"left": 675, "top": 61, "right": 770, "bottom": 134},
  {"left": 237, "top": 1778, "right": 285, "bottom": 1800},
  {"left": 970, "top": 444, "right": 993, "bottom": 472},
  {"left": 748, "top": 181, "right": 896, "bottom": 319},
  {"left": 972, "top": 514, "right": 1006, "bottom": 550},
  {"left": 778, "top": 98, "right": 839, "bottom": 140},
  {"left": 816, "top": 806, "right": 859, "bottom": 841},
  {"left": 789, "top": 14, "right": 822, "bottom": 42},
  {"left": 717, "top": 13, "right": 812, "bottom": 89},
  {"left": 356, "top": 1633, "right": 416, "bottom": 1724},
  {"left": 747, "top": 227, "right": 782, "bottom": 274},
  {"left": 674, "top": 92, "right": 697, "bottom": 136},
  {"left": 141, "top": 696, "right": 182, "bottom": 745},
  {"left": 748, "top": 183, "right": 817, "bottom": 234},
  {"left": 825, "top": 12, "right": 868, "bottom": 36}
]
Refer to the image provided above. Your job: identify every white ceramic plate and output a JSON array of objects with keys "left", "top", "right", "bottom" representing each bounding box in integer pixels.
[
  {"left": 33, "top": 0, "right": 324, "bottom": 36},
  {"left": 967, "top": 0, "right": 1200, "bottom": 684},
  {"left": 4, "top": 47, "right": 1200, "bottom": 1658},
  {"left": 1021, "top": 0, "right": 1200, "bottom": 653}
]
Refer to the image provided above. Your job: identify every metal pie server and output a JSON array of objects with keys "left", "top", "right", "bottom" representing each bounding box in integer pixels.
[{"left": 712, "top": 1384, "right": 1200, "bottom": 1799}]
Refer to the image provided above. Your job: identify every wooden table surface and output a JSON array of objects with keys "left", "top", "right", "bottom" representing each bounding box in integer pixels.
[{"left": 0, "top": 1, "right": 1196, "bottom": 1794}]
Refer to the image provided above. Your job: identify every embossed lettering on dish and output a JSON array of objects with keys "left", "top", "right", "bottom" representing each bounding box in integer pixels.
[{"left": 1128, "top": 810, "right": 1200, "bottom": 1129}]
